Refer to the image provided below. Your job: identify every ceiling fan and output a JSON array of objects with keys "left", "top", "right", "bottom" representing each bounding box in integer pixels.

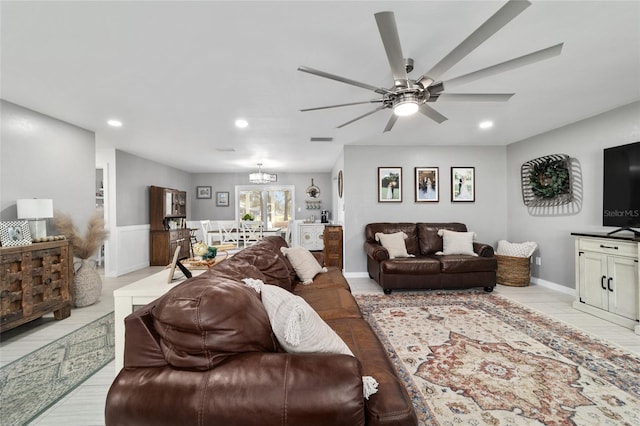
[{"left": 298, "top": 0, "right": 563, "bottom": 132}]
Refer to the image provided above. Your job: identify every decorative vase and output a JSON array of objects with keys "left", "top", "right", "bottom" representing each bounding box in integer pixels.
[{"left": 73, "top": 259, "right": 102, "bottom": 307}]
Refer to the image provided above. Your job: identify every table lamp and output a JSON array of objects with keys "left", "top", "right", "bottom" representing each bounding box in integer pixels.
[{"left": 17, "top": 199, "right": 54, "bottom": 239}]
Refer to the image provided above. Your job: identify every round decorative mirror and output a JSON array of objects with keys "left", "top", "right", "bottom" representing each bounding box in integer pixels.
[
  {"left": 337, "top": 170, "right": 343, "bottom": 199},
  {"left": 306, "top": 179, "right": 320, "bottom": 198}
]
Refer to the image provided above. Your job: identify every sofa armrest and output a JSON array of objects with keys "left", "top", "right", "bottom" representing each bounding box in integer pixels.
[
  {"left": 107, "top": 352, "right": 365, "bottom": 426},
  {"left": 473, "top": 242, "right": 495, "bottom": 258},
  {"left": 364, "top": 241, "right": 389, "bottom": 262}
]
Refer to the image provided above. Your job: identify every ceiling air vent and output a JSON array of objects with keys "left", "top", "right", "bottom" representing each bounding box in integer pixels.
[{"left": 310, "top": 137, "right": 333, "bottom": 142}]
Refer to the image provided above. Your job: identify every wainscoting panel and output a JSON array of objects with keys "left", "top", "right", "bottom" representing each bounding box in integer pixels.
[{"left": 113, "top": 225, "right": 150, "bottom": 276}]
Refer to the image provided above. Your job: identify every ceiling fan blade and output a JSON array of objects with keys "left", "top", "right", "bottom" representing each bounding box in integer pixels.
[
  {"left": 421, "top": 0, "right": 531, "bottom": 81},
  {"left": 337, "top": 106, "right": 387, "bottom": 129},
  {"left": 374, "top": 11, "right": 408, "bottom": 87},
  {"left": 437, "top": 93, "right": 514, "bottom": 102},
  {"left": 443, "top": 43, "right": 563, "bottom": 89},
  {"left": 383, "top": 114, "right": 398, "bottom": 133},
  {"left": 300, "top": 99, "right": 383, "bottom": 112},
  {"left": 419, "top": 104, "right": 448, "bottom": 124},
  {"left": 298, "top": 66, "right": 391, "bottom": 95}
]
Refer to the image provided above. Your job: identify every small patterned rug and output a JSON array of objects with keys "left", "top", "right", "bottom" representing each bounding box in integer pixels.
[
  {"left": 355, "top": 292, "right": 640, "bottom": 426},
  {"left": 0, "top": 312, "right": 115, "bottom": 425}
]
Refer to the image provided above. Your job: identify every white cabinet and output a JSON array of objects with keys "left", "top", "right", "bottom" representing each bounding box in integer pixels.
[
  {"left": 572, "top": 235, "right": 639, "bottom": 334},
  {"left": 291, "top": 221, "right": 326, "bottom": 250}
]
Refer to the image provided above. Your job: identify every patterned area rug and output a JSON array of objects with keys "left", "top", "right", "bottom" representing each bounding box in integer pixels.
[
  {"left": 0, "top": 312, "right": 115, "bottom": 425},
  {"left": 355, "top": 292, "right": 640, "bottom": 426}
]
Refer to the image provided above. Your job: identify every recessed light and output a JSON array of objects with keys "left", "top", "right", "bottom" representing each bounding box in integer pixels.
[
  {"left": 479, "top": 121, "right": 493, "bottom": 129},
  {"left": 107, "top": 119, "right": 122, "bottom": 127},
  {"left": 235, "top": 119, "right": 248, "bottom": 128}
]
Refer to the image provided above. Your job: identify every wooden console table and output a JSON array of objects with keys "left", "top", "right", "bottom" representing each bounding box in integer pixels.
[{"left": 0, "top": 240, "right": 72, "bottom": 332}]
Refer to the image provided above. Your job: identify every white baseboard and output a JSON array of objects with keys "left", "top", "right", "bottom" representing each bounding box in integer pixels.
[
  {"left": 344, "top": 272, "right": 370, "bottom": 279},
  {"left": 531, "top": 276, "right": 576, "bottom": 297}
]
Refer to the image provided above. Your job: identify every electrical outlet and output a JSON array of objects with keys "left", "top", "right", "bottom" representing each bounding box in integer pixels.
[{"left": 535, "top": 257, "right": 542, "bottom": 266}]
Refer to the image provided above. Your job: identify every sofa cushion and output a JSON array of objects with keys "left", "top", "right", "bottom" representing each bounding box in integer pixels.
[
  {"left": 152, "top": 273, "right": 277, "bottom": 370},
  {"left": 293, "top": 266, "right": 350, "bottom": 292},
  {"left": 232, "top": 245, "right": 293, "bottom": 290},
  {"left": 258, "top": 236, "right": 298, "bottom": 283},
  {"left": 417, "top": 222, "right": 468, "bottom": 255},
  {"left": 437, "top": 254, "right": 498, "bottom": 273},
  {"left": 380, "top": 257, "right": 441, "bottom": 275},
  {"left": 436, "top": 229, "right": 478, "bottom": 256},
  {"left": 209, "top": 258, "right": 266, "bottom": 282},
  {"left": 329, "top": 318, "right": 418, "bottom": 424},
  {"left": 280, "top": 246, "right": 328, "bottom": 284},
  {"left": 374, "top": 231, "right": 411, "bottom": 259},
  {"left": 295, "top": 286, "right": 362, "bottom": 321}
]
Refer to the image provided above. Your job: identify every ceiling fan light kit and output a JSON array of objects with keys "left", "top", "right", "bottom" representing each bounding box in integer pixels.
[
  {"left": 298, "top": 0, "right": 562, "bottom": 133},
  {"left": 393, "top": 94, "right": 420, "bottom": 116}
]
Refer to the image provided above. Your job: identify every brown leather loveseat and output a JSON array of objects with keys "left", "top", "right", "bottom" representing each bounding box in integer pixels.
[
  {"left": 364, "top": 222, "right": 497, "bottom": 294},
  {"left": 105, "top": 236, "right": 417, "bottom": 426}
]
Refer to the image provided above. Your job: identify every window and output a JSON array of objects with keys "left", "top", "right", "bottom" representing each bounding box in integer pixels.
[{"left": 236, "top": 185, "right": 295, "bottom": 230}]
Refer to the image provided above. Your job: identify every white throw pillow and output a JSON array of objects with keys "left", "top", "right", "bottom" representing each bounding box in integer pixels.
[
  {"left": 435, "top": 229, "right": 478, "bottom": 256},
  {"left": 241, "top": 278, "right": 379, "bottom": 399},
  {"left": 497, "top": 240, "right": 537, "bottom": 258},
  {"left": 280, "top": 246, "right": 327, "bottom": 284},
  {"left": 260, "top": 283, "right": 353, "bottom": 353},
  {"left": 374, "top": 231, "right": 411, "bottom": 259}
]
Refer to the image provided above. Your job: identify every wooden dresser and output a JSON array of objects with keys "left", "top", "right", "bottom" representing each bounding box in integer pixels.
[
  {"left": 0, "top": 240, "right": 72, "bottom": 332},
  {"left": 323, "top": 225, "right": 343, "bottom": 270}
]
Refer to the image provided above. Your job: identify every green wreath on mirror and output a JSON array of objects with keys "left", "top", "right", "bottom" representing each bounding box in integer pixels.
[{"left": 529, "top": 159, "right": 570, "bottom": 199}]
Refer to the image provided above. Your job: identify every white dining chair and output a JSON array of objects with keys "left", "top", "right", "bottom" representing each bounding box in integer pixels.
[
  {"left": 241, "top": 221, "right": 264, "bottom": 247},
  {"left": 217, "top": 220, "right": 239, "bottom": 246},
  {"left": 200, "top": 220, "right": 214, "bottom": 245}
]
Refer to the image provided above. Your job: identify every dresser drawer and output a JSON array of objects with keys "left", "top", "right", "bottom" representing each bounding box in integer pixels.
[{"left": 578, "top": 237, "right": 638, "bottom": 257}]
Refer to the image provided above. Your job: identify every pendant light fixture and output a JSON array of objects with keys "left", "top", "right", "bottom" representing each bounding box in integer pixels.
[{"left": 249, "top": 163, "right": 277, "bottom": 184}]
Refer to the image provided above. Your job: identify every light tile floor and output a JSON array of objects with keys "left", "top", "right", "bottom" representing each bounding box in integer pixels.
[{"left": 1, "top": 269, "right": 639, "bottom": 425}]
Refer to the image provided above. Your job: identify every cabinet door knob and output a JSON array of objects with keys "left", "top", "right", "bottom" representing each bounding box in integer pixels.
[
  {"left": 601, "top": 275, "right": 607, "bottom": 290},
  {"left": 607, "top": 277, "right": 613, "bottom": 292}
]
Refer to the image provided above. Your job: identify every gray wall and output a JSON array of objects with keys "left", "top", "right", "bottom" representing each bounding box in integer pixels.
[
  {"left": 506, "top": 101, "right": 640, "bottom": 289},
  {"left": 115, "top": 150, "right": 191, "bottom": 226},
  {"left": 1, "top": 100, "right": 96, "bottom": 230},
  {"left": 343, "top": 145, "right": 508, "bottom": 272},
  {"left": 191, "top": 172, "right": 332, "bottom": 222}
]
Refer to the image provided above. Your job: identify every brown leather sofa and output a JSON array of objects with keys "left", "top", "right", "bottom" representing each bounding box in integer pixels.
[
  {"left": 105, "top": 236, "right": 417, "bottom": 426},
  {"left": 364, "top": 222, "right": 497, "bottom": 294}
]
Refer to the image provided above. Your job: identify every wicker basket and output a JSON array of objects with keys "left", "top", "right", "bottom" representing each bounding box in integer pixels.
[{"left": 496, "top": 254, "right": 531, "bottom": 287}]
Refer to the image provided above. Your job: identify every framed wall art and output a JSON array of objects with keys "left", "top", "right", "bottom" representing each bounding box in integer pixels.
[
  {"left": 196, "top": 186, "right": 212, "bottom": 199},
  {"left": 378, "top": 167, "right": 402, "bottom": 202},
  {"left": 451, "top": 167, "right": 475, "bottom": 202},
  {"left": 216, "top": 191, "right": 229, "bottom": 207},
  {"left": 0, "top": 220, "right": 32, "bottom": 247},
  {"left": 415, "top": 167, "right": 439, "bottom": 202}
]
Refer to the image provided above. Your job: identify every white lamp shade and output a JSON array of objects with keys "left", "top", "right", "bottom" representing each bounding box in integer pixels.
[{"left": 17, "top": 199, "right": 54, "bottom": 219}]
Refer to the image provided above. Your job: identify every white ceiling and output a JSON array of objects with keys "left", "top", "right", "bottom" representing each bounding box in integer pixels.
[{"left": 2, "top": 1, "right": 639, "bottom": 173}]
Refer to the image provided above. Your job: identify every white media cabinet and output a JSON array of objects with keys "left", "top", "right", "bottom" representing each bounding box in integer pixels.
[{"left": 572, "top": 232, "right": 640, "bottom": 335}]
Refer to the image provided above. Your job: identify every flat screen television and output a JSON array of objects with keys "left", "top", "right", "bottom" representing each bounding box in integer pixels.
[{"left": 603, "top": 141, "right": 640, "bottom": 236}]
